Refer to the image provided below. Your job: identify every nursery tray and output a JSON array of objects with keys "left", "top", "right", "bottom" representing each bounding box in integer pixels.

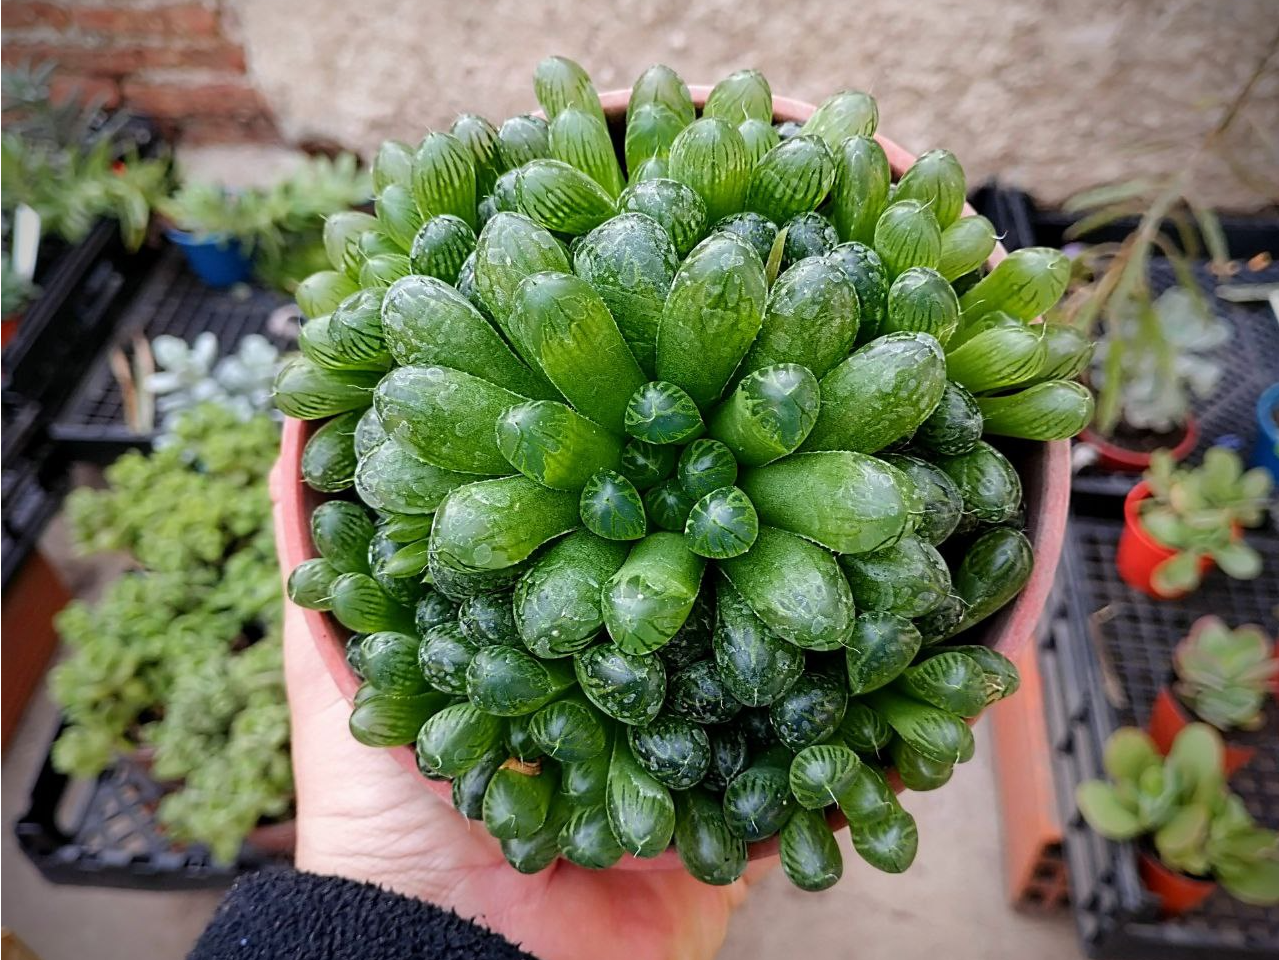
[
  {"left": 2, "top": 393, "right": 70, "bottom": 591},
  {"left": 50, "top": 247, "right": 295, "bottom": 463},
  {"left": 15, "top": 722, "right": 286, "bottom": 890},
  {"left": 1040, "top": 509, "right": 1279, "bottom": 959}
]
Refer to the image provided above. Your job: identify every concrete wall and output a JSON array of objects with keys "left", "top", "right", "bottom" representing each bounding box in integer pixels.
[{"left": 234, "top": 0, "right": 1279, "bottom": 210}]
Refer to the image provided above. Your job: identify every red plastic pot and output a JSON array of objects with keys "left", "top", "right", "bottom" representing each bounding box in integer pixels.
[
  {"left": 1138, "top": 850, "right": 1216, "bottom": 916},
  {"left": 1116, "top": 481, "right": 1214, "bottom": 599},
  {"left": 1147, "top": 686, "right": 1255, "bottom": 777},
  {"left": 277, "top": 87, "right": 1074, "bottom": 870},
  {"left": 1080, "top": 417, "right": 1198, "bottom": 473}
]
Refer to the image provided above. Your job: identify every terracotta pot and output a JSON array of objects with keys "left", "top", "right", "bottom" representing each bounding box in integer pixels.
[
  {"left": 247, "top": 817, "right": 298, "bottom": 857},
  {"left": 1080, "top": 417, "right": 1198, "bottom": 473},
  {"left": 276, "top": 87, "right": 1074, "bottom": 870},
  {"left": 1, "top": 312, "right": 21, "bottom": 348},
  {"left": 1147, "top": 686, "right": 1255, "bottom": 777},
  {"left": 1137, "top": 850, "right": 1216, "bottom": 916},
  {"left": 1116, "top": 481, "right": 1212, "bottom": 599}
]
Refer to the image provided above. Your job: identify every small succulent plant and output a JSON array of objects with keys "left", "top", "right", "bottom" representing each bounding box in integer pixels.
[
  {"left": 1174, "top": 616, "right": 1277, "bottom": 732},
  {"left": 1077, "top": 724, "right": 1279, "bottom": 905},
  {"left": 1140, "top": 446, "right": 1273, "bottom": 595},
  {"left": 147, "top": 332, "right": 281, "bottom": 426}
]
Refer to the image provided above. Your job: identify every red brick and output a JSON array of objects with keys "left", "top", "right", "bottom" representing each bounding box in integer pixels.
[
  {"left": 179, "top": 114, "right": 281, "bottom": 145},
  {"left": 121, "top": 79, "right": 264, "bottom": 119},
  {"left": 49, "top": 73, "right": 121, "bottom": 109},
  {"left": 71, "top": 4, "right": 219, "bottom": 38},
  {"left": 0, "top": 41, "right": 245, "bottom": 75},
  {"left": 0, "top": 2, "right": 70, "bottom": 30}
]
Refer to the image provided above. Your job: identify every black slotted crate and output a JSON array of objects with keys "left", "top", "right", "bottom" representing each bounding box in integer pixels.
[
  {"left": 50, "top": 248, "right": 294, "bottom": 462},
  {"left": 1039, "top": 510, "right": 1279, "bottom": 959},
  {"left": 15, "top": 723, "right": 285, "bottom": 890}
]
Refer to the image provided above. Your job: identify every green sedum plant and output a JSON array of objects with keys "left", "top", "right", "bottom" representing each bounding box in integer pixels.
[
  {"left": 1173, "top": 616, "right": 1277, "bottom": 732},
  {"left": 50, "top": 404, "right": 289, "bottom": 862},
  {"left": 1077, "top": 724, "right": 1279, "bottom": 905},
  {"left": 279, "top": 57, "right": 1094, "bottom": 891},
  {"left": 1140, "top": 446, "right": 1273, "bottom": 595}
]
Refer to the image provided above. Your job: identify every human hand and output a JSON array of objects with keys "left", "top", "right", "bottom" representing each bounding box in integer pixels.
[{"left": 273, "top": 462, "right": 770, "bottom": 960}]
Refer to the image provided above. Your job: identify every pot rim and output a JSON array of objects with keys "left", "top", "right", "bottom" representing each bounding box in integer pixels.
[
  {"left": 1123, "top": 481, "right": 1178, "bottom": 558},
  {"left": 1081, "top": 416, "right": 1199, "bottom": 471},
  {"left": 276, "top": 85, "right": 1074, "bottom": 870}
]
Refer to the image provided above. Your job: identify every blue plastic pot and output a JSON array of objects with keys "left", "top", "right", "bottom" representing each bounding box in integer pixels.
[
  {"left": 166, "top": 229, "right": 254, "bottom": 288},
  {"left": 1252, "top": 383, "right": 1279, "bottom": 481}
]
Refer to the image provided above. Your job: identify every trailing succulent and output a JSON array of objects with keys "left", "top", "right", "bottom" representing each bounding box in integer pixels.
[
  {"left": 50, "top": 405, "right": 290, "bottom": 863},
  {"left": 1077, "top": 725, "right": 1279, "bottom": 905},
  {"left": 1173, "top": 616, "right": 1277, "bottom": 733},
  {"left": 280, "top": 58, "right": 1094, "bottom": 890}
]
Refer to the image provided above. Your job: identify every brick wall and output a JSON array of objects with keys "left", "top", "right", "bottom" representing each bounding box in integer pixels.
[{"left": 1, "top": 0, "right": 278, "bottom": 144}]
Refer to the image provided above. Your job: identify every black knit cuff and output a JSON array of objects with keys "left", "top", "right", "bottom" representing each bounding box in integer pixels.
[{"left": 189, "top": 867, "right": 538, "bottom": 960}]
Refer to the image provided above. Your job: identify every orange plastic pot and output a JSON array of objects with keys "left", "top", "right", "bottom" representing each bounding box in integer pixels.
[
  {"left": 277, "top": 87, "right": 1074, "bottom": 870},
  {"left": 1080, "top": 417, "right": 1198, "bottom": 473},
  {"left": 1138, "top": 850, "right": 1216, "bottom": 916},
  {"left": 1116, "top": 481, "right": 1213, "bottom": 599},
  {"left": 1147, "top": 686, "right": 1255, "bottom": 777}
]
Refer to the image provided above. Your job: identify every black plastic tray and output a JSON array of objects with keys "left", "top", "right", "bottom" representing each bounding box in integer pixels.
[
  {"left": 1040, "top": 510, "right": 1279, "bottom": 958},
  {"left": 50, "top": 247, "right": 295, "bottom": 462},
  {"left": 15, "top": 721, "right": 286, "bottom": 890}
]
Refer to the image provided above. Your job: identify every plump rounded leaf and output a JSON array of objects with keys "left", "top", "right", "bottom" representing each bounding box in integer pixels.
[
  {"left": 573, "top": 212, "right": 679, "bottom": 375},
  {"left": 607, "top": 737, "right": 676, "bottom": 858},
  {"left": 273, "top": 356, "right": 379, "bottom": 420},
  {"left": 416, "top": 702, "right": 504, "bottom": 777},
  {"left": 466, "top": 645, "right": 576, "bottom": 716},
  {"left": 713, "top": 211, "right": 778, "bottom": 262},
  {"left": 625, "top": 102, "right": 686, "bottom": 173},
  {"left": 643, "top": 478, "right": 694, "bottom": 534},
  {"left": 674, "top": 787, "right": 749, "bottom": 885},
  {"left": 579, "top": 469, "right": 647, "bottom": 541},
  {"left": 372, "top": 139, "right": 414, "bottom": 191},
  {"left": 873, "top": 200, "right": 941, "bottom": 280},
  {"left": 782, "top": 212, "right": 839, "bottom": 266},
  {"left": 738, "top": 118, "right": 780, "bottom": 167},
  {"left": 617, "top": 178, "right": 707, "bottom": 258},
  {"left": 514, "top": 529, "right": 629, "bottom": 657},
  {"left": 550, "top": 108, "right": 624, "bottom": 198},
  {"left": 677, "top": 439, "right": 738, "bottom": 500},
  {"left": 704, "top": 725, "right": 751, "bottom": 791},
  {"left": 629, "top": 713, "right": 712, "bottom": 789},
  {"left": 629, "top": 64, "right": 696, "bottom": 126},
  {"left": 789, "top": 743, "right": 863, "bottom": 810},
  {"left": 829, "top": 135, "right": 890, "bottom": 245},
  {"left": 948, "top": 645, "right": 1021, "bottom": 705},
  {"left": 498, "top": 114, "right": 550, "bottom": 168},
  {"left": 418, "top": 621, "right": 480, "bottom": 695},
  {"left": 297, "top": 269, "right": 359, "bottom": 320},
  {"left": 835, "top": 762, "right": 898, "bottom": 825},
  {"left": 685, "top": 486, "right": 759, "bottom": 560},
  {"left": 349, "top": 690, "right": 446, "bottom": 747},
  {"left": 668, "top": 659, "right": 743, "bottom": 724},
  {"left": 451, "top": 113, "right": 504, "bottom": 197},
  {"left": 827, "top": 241, "right": 889, "bottom": 343},
  {"left": 625, "top": 381, "right": 705, "bottom": 445},
  {"left": 704, "top": 69, "right": 772, "bottom": 124},
  {"left": 742, "top": 256, "right": 861, "bottom": 379},
  {"left": 516, "top": 158, "right": 616, "bottom": 235},
  {"left": 939, "top": 215, "right": 997, "bottom": 282},
  {"left": 950, "top": 527, "right": 1034, "bottom": 637},
  {"left": 802, "top": 332, "right": 947, "bottom": 455},
  {"left": 745, "top": 136, "right": 835, "bottom": 223},
  {"left": 529, "top": 691, "right": 609, "bottom": 762},
  {"left": 977, "top": 380, "right": 1096, "bottom": 442},
  {"left": 458, "top": 591, "right": 520, "bottom": 646},
  {"left": 712, "top": 578, "right": 804, "bottom": 706},
  {"left": 355, "top": 436, "right": 470, "bottom": 516},
  {"left": 720, "top": 526, "right": 856, "bottom": 650},
  {"left": 575, "top": 641, "right": 667, "bottom": 726},
  {"left": 311, "top": 500, "right": 374, "bottom": 574},
  {"left": 497, "top": 400, "right": 623, "bottom": 491},
  {"left": 722, "top": 745, "right": 796, "bottom": 841},
  {"left": 895, "top": 651, "right": 987, "bottom": 717},
  {"left": 840, "top": 536, "right": 951, "bottom": 618},
  {"left": 431, "top": 475, "right": 579, "bottom": 572},
  {"left": 412, "top": 131, "right": 477, "bottom": 229},
  {"left": 885, "top": 267, "right": 960, "bottom": 345},
  {"left": 852, "top": 806, "right": 919, "bottom": 873},
  {"left": 288, "top": 558, "right": 338, "bottom": 611},
  {"left": 892, "top": 149, "right": 966, "bottom": 229},
  {"left": 866, "top": 688, "right": 975, "bottom": 765},
  {"left": 781, "top": 807, "right": 844, "bottom": 891},
  {"left": 559, "top": 804, "right": 624, "bottom": 869},
  {"left": 534, "top": 55, "right": 605, "bottom": 123},
  {"left": 936, "top": 441, "right": 1023, "bottom": 526},
  {"left": 800, "top": 90, "right": 878, "bottom": 149},
  {"left": 741, "top": 451, "right": 913, "bottom": 555},
  {"left": 451, "top": 746, "right": 505, "bottom": 820},
  {"left": 473, "top": 212, "right": 570, "bottom": 346},
  {"left": 361, "top": 630, "right": 429, "bottom": 694},
  {"left": 409, "top": 214, "right": 476, "bottom": 282},
  {"left": 832, "top": 701, "right": 894, "bottom": 755},
  {"left": 958, "top": 247, "right": 1070, "bottom": 323},
  {"left": 619, "top": 439, "right": 677, "bottom": 490},
  {"left": 891, "top": 738, "right": 955, "bottom": 791},
  {"left": 845, "top": 612, "right": 923, "bottom": 695},
  {"left": 603, "top": 532, "right": 705, "bottom": 655},
  {"left": 770, "top": 671, "right": 848, "bottom": 751},
  {"left": 301, "top": 411, "right": 359, "bottom": 493},
  {"left": 668, "top": 118, "right": 751, "bottom": 224},
  {"left": 914, "top": 380, "right": 983, "bottom": 457},
  {"left": 881, "top": 454, "right": 963, "bottom": 546},
  {"left": 508, "top": 271, "right": 646, "bottom": 432},
  {"left": 484, "top": 760, "right": 558, "bottom": 840}
]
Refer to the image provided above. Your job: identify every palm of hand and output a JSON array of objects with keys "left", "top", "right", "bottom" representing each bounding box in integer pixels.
[{"left": 283, "top": 601, "right": 756, "bottom": 960}]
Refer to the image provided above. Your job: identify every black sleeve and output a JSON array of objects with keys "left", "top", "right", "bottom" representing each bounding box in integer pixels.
[{"left": 189, "top": 868, "right": 538, "bottom": 960}]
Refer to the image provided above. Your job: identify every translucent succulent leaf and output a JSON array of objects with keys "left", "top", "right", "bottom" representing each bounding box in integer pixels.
[
  {"left": 624, "top": 381, "right": 705, "bottom": 445},
  {"left": 579, "top": 469, "right": 647, "bottom": 541},
  {"left": 684, "top": 486, "right": 758, "bottom": 560}
]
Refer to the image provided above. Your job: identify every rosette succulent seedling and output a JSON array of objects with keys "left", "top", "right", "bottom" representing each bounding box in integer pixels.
[
  {"left": 1077, "top": 725, "right": 1279, "bottom": 906},
  {"left": 1173, "top": 616, "right": 1277, "bottom": 732},
  {"left": 1140, "top": 446, "right": 1273, "bottom": 596},
  {"left": 278, "top": 57, "right": 1094, "bottom": 891}
]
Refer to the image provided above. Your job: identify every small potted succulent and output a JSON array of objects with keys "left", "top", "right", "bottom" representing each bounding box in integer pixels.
[
  {"left": 1253, "top": 383, "right": 1279, "bottom": 481},
  {"left": 1149, "top": 616, "right": 1276, "bottom": 775},
  {"left": 159, "top": 181, "right": 260, "bottom": 287},
  {"left": 1116, "top": 446, "right": 1272, "bottom": 598},
  {"left": 1077, "top": 724, "right": 1279, "bottom": 914}
]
